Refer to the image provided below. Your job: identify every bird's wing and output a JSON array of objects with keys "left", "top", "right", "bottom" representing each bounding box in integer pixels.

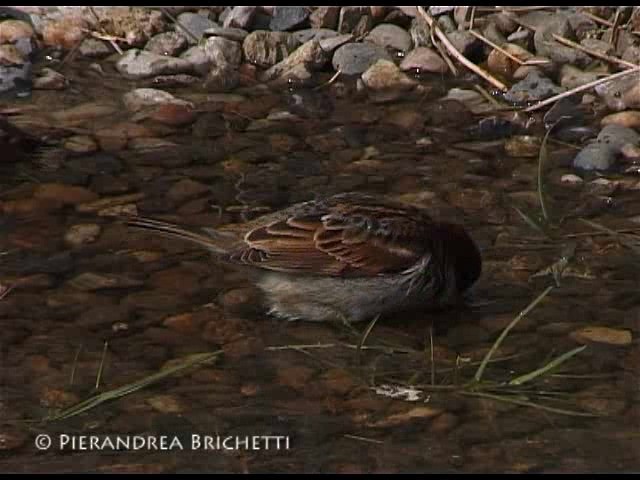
[{"left": 228, "top": 198, "right": 434, "bottom": 277}]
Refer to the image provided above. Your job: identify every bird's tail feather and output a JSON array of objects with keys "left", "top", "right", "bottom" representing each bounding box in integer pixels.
[{"left": 126, "top": 216, "right": 233, "bottom": 255}]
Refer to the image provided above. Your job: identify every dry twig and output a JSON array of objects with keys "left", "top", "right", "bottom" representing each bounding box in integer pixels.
[{"left": 552, "top": 33, "right": 639, "bottom": 69}]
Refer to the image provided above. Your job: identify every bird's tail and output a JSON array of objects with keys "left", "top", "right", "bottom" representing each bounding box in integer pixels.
[{"left": 126, "top": 216, "right": 235, "bottom": 255}]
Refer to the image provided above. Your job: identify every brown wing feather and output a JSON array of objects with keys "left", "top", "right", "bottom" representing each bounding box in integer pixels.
[{"left": 228, "top": 200, "right": 433, "bottom": 277}]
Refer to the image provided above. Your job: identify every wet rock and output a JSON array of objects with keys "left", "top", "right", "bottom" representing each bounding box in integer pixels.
[
  {"left": 338, "top": 7, "right": 370, "bottom": 34},
  {"left": 318, "top": 34, "right": 353, "bottom": 53},
  {"left": 561, "top": 174, "right": 584, "bottom": 186},
  {"left": 368, "top": 406, "right": 444, "bottom": 427},
  {"left": 41, "top": 16, "right": 89, "bottom": 49},
  {"left": 32, "top": 67, "right": 67, "bottom": 90},
  {"left": 0, "top": 19, "right": 35, "bottom": 44},
  {"left": 597, "top": 124, "right": 640, "bottom": 151},
  {"left": 62, "top": 135, "right": 96, "bottom": 154},
  {"left": 573, "top": 142, "right": 617, "bottom": 171},
  {"left": 447, "top": 31, "right": 482, "bottom": 58},
  {"left": 144, "top": 31, "right": 188, "bottom": 57},
  {"left": 332, "top": 42, "right": 392, "bottom": 75},
  {"left": 176, "top": 12, "right": 218, "bottom": 44},
  {"left": 220, "top": 287, "right": 262, "bottom": 316},
  {"left": 222, "top": 6, "right": 256, "bottom": 30},
  {"left": 33, "top": 183, "right": 97, "bottom": 205},
  {"left": 147, "top": 394, "right": 184, "bottom": 414},
  {"left": 122, "top": 291, "right": 190, "bottom": 311},
  {"left": 123, "top": 87, "right": 193, "bottom": 112},
  {"left": 576, "top": 385, "right": 628, "bottom": 416},
  {"left": 399, "top": 47, "right": 446, "bottom": 74},
  {"left": 570, "top": 326, "right": 632, "bottom": 346},
  {"left": 504, "top": 135, "right": 540, "bottom": 158},
  {"left": 361, "top": 59, "right": 417, "bottom": 102},
  {"left": 242, "top": 31, "right": 300, "bottom": 69},
  {"left": 116, "top": 49, "right": 194, "bottom": 79},
  {"left": 601, "top": 110, "right": 640, "bottom": 129},
  {"left": 270, "top": 6, "right": 310, "bottom": 31},
  {"left": 79, "top": 38, "right": 111, "bottom": 58},
  {"left": 482, "top": 22, "right": 507, "bottom": 47},
  {"left": 446, "top": 324, "right": 490, "bottom": 347},
  {"left": 277, "top": 365, "right": 315, "bottom": 390},
  {"left": 90, "top": 175, "right": 130, "bottom": 195},
  {"left": 0, "top": 44, "right": 27, "bottom": 65},
  {"left": 167, "top": 178, "right": 210, "bottom": 202},
  {"left": 179, "top": 46, "right": 211, "bottom": 76},
  {"left": 293, "top": 28, "right": 338, "bottom": 44},
  {"left": 203, "top": 26, "right": 248, "bottom": 43},
  {"left": 383, "top": 9, "right": 412, "bottom": 29},
  {"left": 163, "top": 309, "right": 219, "bottom": 335},
  {"left": 0, "top": 426, "right": 28, "bottom": 451},
  {"left": 204, "top": 63, "right": 239, "bottom": 92},
  {"left": 94, "top": 7, "right": 166, "bottom": 47},
  {"left": 486, "top": 43, "right": 533, "bottom": 79},
  {"left": 260, "top": 39, "right": 329, "bottom": 82},
  {"left": 310, "top": 7, "right": 340, "bottom": 30},
  {"left": 366, "top": 23, "right": 412, "bottom": 52},
  {"left": 204, "top": 36, "right": 242, "bottom": 66},
  {"left": 68, "top": 272, "right": 143, "bottom": 291},
  {"left": 595, "top": 72, "right": 640, "bottom": 111},
  {"left": 559, "top": 65, "right": 600, "bottom": 90},
  {"left": 41, "top": 387, "right": 79, "bottom": 409},
  {"left": 533, "top": 15, "right": 590, "bottom": 66},
  {"left": 75, "top": 192, "right": 145, "bottom": 213},
  {"left": 64, "top": 223, "right": 101, "bottom": 247},
  {"left": 0, "top": 62, "right": 30, "bottom": 94},
  {"left": 504, "top": 70, "right": 564, "bottom": 104},
  {"left": 444, "top": 88, "right": 494, "bottom": 114},
  {"left": 409, "top": 17, "right": 432, "bottom": 48},
  {"left": 321, "top": 368, "right": 356, "bottom": 395}
]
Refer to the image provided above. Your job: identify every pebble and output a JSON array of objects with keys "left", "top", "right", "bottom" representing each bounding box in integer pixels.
[
  {"left": 270, "top": 6, "right": 310, "bottom": 31},
  {"left": 486, "top": 43, "right": 532, "bottom": 79},
  {"left": 167, "top": 178, "right": 210, "bottom": 202},
  {"left": 601, "top": 111, "right": 640, "bottom": 130},
  {"left": 447, "top": 31, "right": 482, "bottom": 58},
  {"left": 203, "top": 26, "right": 248, "bottom": 43},
  {"left": 0, "top": 44, "right": 27, "bottom": 65},
  {"left": 409, "top": 17, "right": 432, "bottom": 48},
  {"left": 368, "top": 406, "right": 444, "bottom": 427},
  {"left": 41, "top": 16, "right": 88, "bottom": 49},
  {"left": 63, "top": 135, "right": 97, "bottom": 154},
  {"left": 32, "top": 67, "right": 67, "bottom": 90},
  {"left": 68, "top": 272, "right": 144, "bottom": 291},
  {"left": 573, "top": 142, "right": 617, "bottom": 171},
  {"left": 222, "top": 6, "right": 256, "bottom": 29},
  {"left": 293, "top": 28, "right": 338, "bottom": 44},
  {"left": 338, "top": 7, "right": 370, "bottom": 34},
  {"left": 147, "top": 395, "right": 184, "bottom": 414},
  {"left": 533, "top": 15, "right": 590, "bottom": 66},
  {"left": 504, "top": 71, "right": 565, "bottom": 104},
  {"left": 361, "top": 59, "right": 417, "bottom": 102},
  {"left": 309, "top": 7, "right": 340, "bottom": 30},
  {"left": 64, "top": 223, "right": 102, "bottom": 247},
  {"left": 203, "top": 36, "right": 242, "bottom": 66},
  {"left": 597, "top": 124, "right": 640, "bottom": 151},
  {"left": 399, "top": 47, "right": 446, "bottom": 74},
  {"left": 260, "top": 39, "right": 328, "bottom": 82},
  {"left": 116, "top": 49, "right": 194, "bottom": 79},
  {"left": 242, "top": 31, "right": 300, "bottom": 68},
  {"left": 504, "top": 135, "right": 540, "bottom": 158},
  {"left": 75, "top": 192, "right": 145, "bottom": 213},
  {"left": 365, "top": 23, "right": 412, "bottom": 52},
  {"left": 570, "top": 326, "right": 632, "bottom": 346},
  {"left": 0, "top": 19, "right": 35, "bottom": 43},
  {"left": 595, "top": 72, "right": 640, "bottom": 111},
  {"left": 175, "top": 12, "right": 218, "bottom": 44},
  {"left": 144, "top": 31, "right": 188, "bottom": 57},
  {"left": 34, "top": 183, "right": 97, "bottom": 205},
  {"left": 560, "top": 174, "right": 584, "bottom": 185},
  {"left": 332, "top": 42, "right": 393, "bottom": 76},
  {"left": 79, "top": 38, "right": 112, "bottom": 58},
  {"left": 559, "top": 65, "right": 600, "bottom": 90},
  {"left": 123, "top": 87, "right": 194, "bottom": 112}
]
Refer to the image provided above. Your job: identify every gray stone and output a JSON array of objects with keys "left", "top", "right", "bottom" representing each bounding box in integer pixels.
[
  {"left": 0, "top": 63, "right": 31, "bottom": 93},
  {"left": 270, "top": 6, "right": 310, "bottom": 31},
  {"left": 243, "top": 31, "right": 300, "bottom": 69},
  {"left": 144, "top": 31, "right": 188, "bottom": 57},
  {"left": 319, "top": 34, "right": 353, "bottom": 53},
  {"left": 580, "top": 38, "right": 614, "bottom": 56},
  {"left": 409, "top": 17, "right": 432, "bottom": 48},
  {"left": 534, "top": 15, "right": 590, "bottom": 66},
  {"left": 78, "top": 38, "right": 111, "bottom": 58},
  {"left": 400, "top": 47, "right": 447, "bottom": 74},
  {"left": 597, "top": 124, "right": 640, "bottom": 151},
  {"left": 123, "top": 88, "right": 193, "bottom": 112},
  {"left": 366, "top": 23, "right": 412, "bottom": 52},
  {"left": 332, "top": 42, "right": 393, "bottom": 75},
  {"left": 482, "top": 22, "right": 507, "bottom": 47},
  {"left": 260, "top": 39, "right": 329, "bottom": 82},
  {"left": 437, "top": 15, "right": 456, "bottom": 33},
  {"left": 115, "top": 49, "right": 194, "bottom": 79},
  {"left": 203, "top": 26, "right": 248, "bottom": 43},
  {"left": 204, "top": 36, "right": 242, "bottom": 66},
  {"left": 573, "top": 142, "right": 618, "bottom": 171},
  {"left": 361, "top": 59, "right": 417, "bottom": 93},
  {"left": 176, "top": 12, "right": 218, "bottom": 44},
  {"left": 504, "top": 70, "right": 564, "bottom": 104},
  {"left": 180, "top": 45, "right": 211, "bottom": 76},
  {"left": 222, "top": 6, "right": 256, "bottom": 29},
  {"left": 338, "top": 6, "right": 370, "bottom": 33},
  {"left": 310, "top": 7, "right": 340, "bottom": 30},
  {"left": 293, "top": 28, "right": 338, "bottom": 44},
  {"left": 559, "top": 65, "right": 599, "bottom": 90},
  {"left": 447, "top": 31, "right": 482, "bottom": 57}
]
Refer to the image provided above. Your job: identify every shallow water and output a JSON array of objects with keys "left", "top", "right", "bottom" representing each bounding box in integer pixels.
[{"left": 1, "top": 58, "right": 639, "bottom": 473}]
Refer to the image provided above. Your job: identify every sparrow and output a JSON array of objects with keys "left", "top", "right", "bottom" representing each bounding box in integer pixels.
[{"left": 127, "top": 193, "right": 482, "bottom": 322}]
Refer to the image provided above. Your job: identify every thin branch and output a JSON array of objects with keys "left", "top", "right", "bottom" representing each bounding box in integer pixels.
[
  {"left": 430, "top": 27, "right": 459, "bottom": 76},
  {"left": 417, "top": 6, "right": 508, "bottom": 91},
  {"left": 469, "top": 29, "right": 525, "bottom": 65},
  {"left": 524, "top": 66, "right": 640, "bottom": 112},
  {"left": 610, "top": 8, "right": 621, "bottom": 46},
  {"left": 580, "top": 10, "right": 615, "bottom": 28}
]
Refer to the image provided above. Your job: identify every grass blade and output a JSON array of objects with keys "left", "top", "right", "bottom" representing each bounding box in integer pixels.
[
  {"left": 508, "top": 345, "right": 587, "bottom": 386},
  {"left": 474, "top": 286, "right": 554, "bottom": 383}
]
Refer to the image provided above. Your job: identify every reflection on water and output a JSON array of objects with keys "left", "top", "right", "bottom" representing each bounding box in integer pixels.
[{"left": 1, "top": 60, "right": 639, "bottom": 473}]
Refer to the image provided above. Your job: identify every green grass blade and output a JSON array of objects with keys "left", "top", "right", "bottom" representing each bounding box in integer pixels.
[{"left": 508, "top": 345, "right": 587, "bottom": 386}]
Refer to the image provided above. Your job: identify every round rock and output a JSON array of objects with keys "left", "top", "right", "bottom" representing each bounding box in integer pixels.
[
  {"left": 332, "top": 42, "right": 393, "bottom": 75},
  {"left": 366, "top": 23, "right": 412, "bottom": 52}
]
